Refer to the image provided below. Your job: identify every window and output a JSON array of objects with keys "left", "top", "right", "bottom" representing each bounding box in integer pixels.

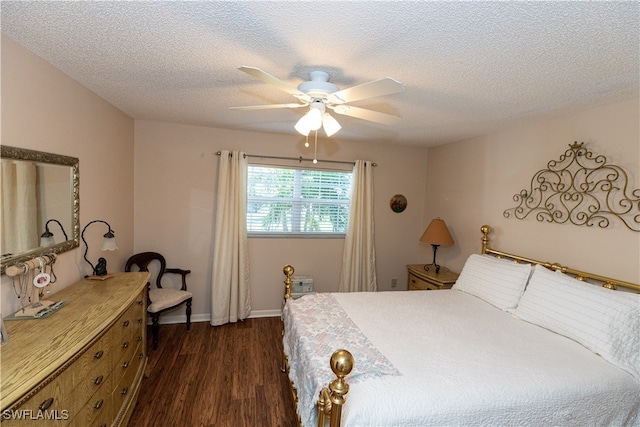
[{"left": 247, "top": 165, "right": 352, "bottom": 236}]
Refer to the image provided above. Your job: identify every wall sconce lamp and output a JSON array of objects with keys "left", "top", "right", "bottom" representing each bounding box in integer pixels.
[
  {"left": 81, "top": 220, "right": 118, "bottom": 276},
  {"left": 40, "top": 219, "right": 69, "bottom": 247},
  {"left": 420, "top": 218, "right": 454, "bottom": 274}
]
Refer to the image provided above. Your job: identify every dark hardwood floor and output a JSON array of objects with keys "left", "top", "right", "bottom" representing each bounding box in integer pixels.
[{"left": 128, "top": 318, "right": 299, "bottom": 427}]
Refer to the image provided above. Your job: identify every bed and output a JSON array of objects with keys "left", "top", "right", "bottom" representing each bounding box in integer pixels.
[{"left": 281, "top": 225, "right": 640, "bottom": 427}]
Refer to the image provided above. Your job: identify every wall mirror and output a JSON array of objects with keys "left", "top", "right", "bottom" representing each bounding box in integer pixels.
[{"left": 1, "top": 145, "right": 79, "bottom": 275}]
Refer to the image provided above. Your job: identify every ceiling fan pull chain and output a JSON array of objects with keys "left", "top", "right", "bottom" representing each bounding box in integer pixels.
[{"left": 313, "top": 131, "right": 318, "bottom": 164}]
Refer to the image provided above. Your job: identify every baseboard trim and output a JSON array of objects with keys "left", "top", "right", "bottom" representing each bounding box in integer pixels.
[
  {"left": 248, "top": 309, "right": 282, "bottom": 318},
  {"left": 155, "top": 309, "right": 281, "bottom": 325}
]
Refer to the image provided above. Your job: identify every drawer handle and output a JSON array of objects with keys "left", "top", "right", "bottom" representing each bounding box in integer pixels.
[
  {"left": 94, "top": 350, "right": 104, "bottom": 359},
  {"left": 94, "top": 399, "right": 104, "bottom": 410},
  {"left": 123, "top": 320, "right": 130, "bottom": 327},
  {"left": 122, "top": 361, "right": 129, "bottom": 369},
  {"left": 121, "top": 387, "right": 129, "bottom": 396},
  {"left": 137, "top": 335, "right": 143, "bottom": 342},
  {"left": 138, "top": 353, "right": 144, "bottom": 360},
  {"left": 137, "top": 300, "right": 143, "bottom": 305},
  {"left": 137, "top": 318, "right": 143, "bottom": 324},
  {"left": 94, "top": 375, "right": 104, "bottom": 385},
  {"left": 122, "top": 341, "right": 129, "bottom": 349},
  {"left": 39, "top": 397, "right": 54, "bottom": 411}
]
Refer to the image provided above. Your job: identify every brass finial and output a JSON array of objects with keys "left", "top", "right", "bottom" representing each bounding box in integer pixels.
[{"left": 283, "top": 265, "right": 294, "bottom": 277}]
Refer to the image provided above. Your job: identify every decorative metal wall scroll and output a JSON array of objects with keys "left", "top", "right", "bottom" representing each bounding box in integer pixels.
[{"left": 504, "top": 142, "right": 640, "bottom": 231}]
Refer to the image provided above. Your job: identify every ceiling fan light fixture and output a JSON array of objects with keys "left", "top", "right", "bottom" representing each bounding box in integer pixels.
[
  {"left": 322, "top": 112, "right": 341, "bottom": 137},
  {"left": 295, "top": 104, "right": 324, "bottom": 135},
  {"left": 295, "top": 115, "right": 312, "bottom": 136},
  {"left": 307, "top": 106, "right": 323, "bottom": 131}
]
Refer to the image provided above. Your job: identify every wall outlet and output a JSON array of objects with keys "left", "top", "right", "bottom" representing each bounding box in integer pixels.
[{"left": 391, "top": 278, "right": 398, "bottom": 288}]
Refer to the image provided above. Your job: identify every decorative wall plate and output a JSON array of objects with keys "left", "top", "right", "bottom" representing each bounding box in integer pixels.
[{"left": 390, "top": 194, "right": 407, "bottom": 213}]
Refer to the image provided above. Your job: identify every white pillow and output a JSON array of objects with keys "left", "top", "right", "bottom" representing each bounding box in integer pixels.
[
  {"left": 515, "top": 264, "right": 640, "bottom": 380},
  {"left": 452, "top": 254, "right": 532, "bottom": 311}
]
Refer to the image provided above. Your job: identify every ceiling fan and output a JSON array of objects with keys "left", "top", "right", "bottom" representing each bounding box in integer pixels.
[{"left": 230, "top": 66, "right": 404, "bottom": 137}]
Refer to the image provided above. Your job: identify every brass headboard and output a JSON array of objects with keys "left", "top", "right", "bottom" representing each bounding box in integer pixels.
[{"left": 481, "top": 225, "right": 639, "bottom": 292}]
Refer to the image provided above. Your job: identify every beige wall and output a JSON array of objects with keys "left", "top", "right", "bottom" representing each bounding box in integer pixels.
[
  {"left": 134, "top": 120, "right": 429, "bottom": 319},
  {"left": 425, "top": 97, "right": 640, "bottom": 284},
  {"left": 1, "top": 35, "right": 135, "bottom": 316}
]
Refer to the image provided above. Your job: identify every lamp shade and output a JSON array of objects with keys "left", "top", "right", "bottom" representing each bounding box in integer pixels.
[
  {"left": 420, "top": 218, "right": 454, "bottom": 246},
  {"left": 306, "top": 107, "right": 323, "bottom": 131},
  {"left": 322, "top": 112, "right": 341, "bottom": 137},
  {"left": 40, "top": 233, "right": 55, "bottom": 247},
  {"left": 101, "top": 231, "right": 118, "bottom": 251},
  {"left": 295, "top": 114, "right": 312, "bottom": 136},
  {"left": 40, "top": 218, "right": 69, "bottom": 247}
]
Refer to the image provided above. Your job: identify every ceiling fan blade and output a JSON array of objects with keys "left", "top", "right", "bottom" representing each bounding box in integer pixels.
[
  {"left": 327, "top": 77, "right": 404, "bottom": 104},
  {"left": 229, "top": 103, "right": 307, "bottom": 111},
  {"left": 330, "top": 105, "right": 401, "bottom": 125},
  {"left": 238, "top": 66, "right": 304, "bottom": 96}
]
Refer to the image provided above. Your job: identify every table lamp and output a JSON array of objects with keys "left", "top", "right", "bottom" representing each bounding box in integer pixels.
[{"left": 420, "top": 218, "right": 454, "bottom": 274}]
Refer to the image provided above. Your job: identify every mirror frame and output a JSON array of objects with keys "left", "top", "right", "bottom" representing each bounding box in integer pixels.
[{"left": 1, "top": 145, "right": 80, "bottom": 275}]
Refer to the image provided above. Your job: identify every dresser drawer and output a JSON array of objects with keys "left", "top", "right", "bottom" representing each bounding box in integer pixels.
[
  {"left": 112, "top": 337, "right": 137, "bottom": 385},
  {"left": 3, "top": 330, "right": 114, "bottom": 425},
  {"left": 112, "top": 319, "right": 143, "bottom": 384},
  {"left": 71, "top": 329, "right": 114, "bottom": 387},
  {"left": 2, "top": 372, "right": 73, "bottom": 427},
  {"left": 67, "top": 374, "right": 112, "bottom": 427},
  {"left": 112, "top": 294, "right": 144, "bottom": 345},
  {"left": 408, "top": 272, "right": 441, "bottom": 290},
  {"left": 111, "top": 343, "right": 143, "bottom": 418}
]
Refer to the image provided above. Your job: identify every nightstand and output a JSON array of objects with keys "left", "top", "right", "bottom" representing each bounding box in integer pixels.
[{"left": 406, "top": 264, "right": 459, "bottom": 290}]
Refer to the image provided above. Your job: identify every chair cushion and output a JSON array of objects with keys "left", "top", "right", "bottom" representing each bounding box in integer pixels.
[{"left": 148, "top": 288, "right": 192, "bottom": 313}]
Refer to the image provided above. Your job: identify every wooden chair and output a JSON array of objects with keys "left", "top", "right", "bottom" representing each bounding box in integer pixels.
[{"left": 124, "top": 252, "right": 192, "bottom": 350}]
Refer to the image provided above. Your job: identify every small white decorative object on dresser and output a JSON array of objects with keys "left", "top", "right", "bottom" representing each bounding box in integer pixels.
[{"left": 0, "top": 272, "right": 150, "bottom": 427}]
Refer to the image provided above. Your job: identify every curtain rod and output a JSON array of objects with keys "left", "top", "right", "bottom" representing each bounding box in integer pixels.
[{"left": 215, "top": 151, "right": 376, "bottom": 167}]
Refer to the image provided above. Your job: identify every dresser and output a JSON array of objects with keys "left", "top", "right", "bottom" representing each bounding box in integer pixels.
[
  {"left": 1, "top": 272, "right": 150, "bottom": 427},
  {"left": 406, "top": 264, "right": 459, "bottom": 290}
]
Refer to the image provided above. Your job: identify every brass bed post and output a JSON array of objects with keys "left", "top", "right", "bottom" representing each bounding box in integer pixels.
[
  {"left": 317, "top": 350, "right": 354, "bottom": 427},
  {"left": 282, "top": 265, "right": 294, "bottom": 374},
  {"left": 284, "top": 264, "right": 294, "bottom": 301},
  {"left": 481, "top": 224, "right": 492, "bottom": 254}
]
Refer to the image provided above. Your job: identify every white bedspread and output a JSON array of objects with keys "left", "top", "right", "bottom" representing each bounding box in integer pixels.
[{"left": 283, "top": 290, "right": 640, "bottom": 427}]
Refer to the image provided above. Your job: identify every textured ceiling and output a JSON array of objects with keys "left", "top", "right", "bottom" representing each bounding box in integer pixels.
[{"left": 1, "top": 1, "right": 638, "bottom": 147}]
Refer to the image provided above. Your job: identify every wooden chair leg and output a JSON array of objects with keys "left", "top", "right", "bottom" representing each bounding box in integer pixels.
[
  {"left": 151, "top": 313, "right": 160, "bottom": 350},
  {"left": 186, "top": 298, "right": 192, "bottom": 331}
]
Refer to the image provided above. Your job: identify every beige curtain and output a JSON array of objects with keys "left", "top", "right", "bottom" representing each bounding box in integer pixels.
[
  {"left": 1, "top": 161, "right": 39, "bottom": 256},
  {"left": 210, "top": 150, "right": 251, "bottom": 326},
  {"left": 339, "top": 160, "right": 377, "bottom": 292}
]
